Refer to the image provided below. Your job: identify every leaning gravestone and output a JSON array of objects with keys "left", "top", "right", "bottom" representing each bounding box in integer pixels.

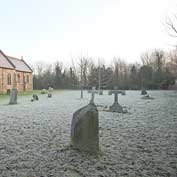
[
  {"left": 108, "top": 86, "right": 125, "bottom": 113},
  {"left": 141, "top": 88, "right": 147, "bottom": 95},
  {"left": 71, "top": 87, "right": 99, "bottom": 153},
  {"left": 9, "top": 87, "right": 18, "bottom": 104}
]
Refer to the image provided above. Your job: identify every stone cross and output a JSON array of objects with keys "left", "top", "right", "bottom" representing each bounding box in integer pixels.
[
  {"left": 108, "top": 86, "right": 125, "bottom": 104},
  {"left": 88, "top": 87, "right": 98, "bottom": 104},
  {"left": 108, "top": 86, "right": 125, "bottom": 113}
]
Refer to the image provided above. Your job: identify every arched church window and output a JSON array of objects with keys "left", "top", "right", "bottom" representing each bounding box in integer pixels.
[
  {"left": 26, "top": 75, "right": 29, "bottom": 83},
  {"left": 7, "top": 73, "right": 11, "bottom": 85},
  {"left": 17, "top": 74, "right": 20, "bottom": 83}
]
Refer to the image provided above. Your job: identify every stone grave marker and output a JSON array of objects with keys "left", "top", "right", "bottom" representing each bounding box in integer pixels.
[
  {"left": 71, "top": 87, "right": 99, "bottom": 153},
  {"left": 108, "top": 86, "right": 126, "bottom": 113},
  {"left": 31, "top": 94, "right": 39, "bottom": 102},
  {"left": 48, "top": 92, "right": 52, "bottom": 98},
  {"left": 48, "top": 86, "right": 53, "bottom": 98},
  {"left": 141, "top": 88, "right": 147, "bottom": 95},
  {"left": 9, "top": 87, "right": 18, "bottom": 105},
  {"left": 87, "top": 87, "right": 99, "bottom": 104},
  {"left": 48, "top": 87, "right": 53, "bottom": 92},
  {"left": 98, "top": 90, "right": 103, "bottom": 95}
]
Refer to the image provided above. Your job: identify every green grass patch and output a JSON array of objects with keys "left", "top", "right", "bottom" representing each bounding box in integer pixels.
[
  {"left": 0, "top": 89, "right": 65, "bottom": 101},
  {"left": 0, "top": 94, "right": 8, "bottom": 101},
  {"left": 18, "top": 90, "right": 41, "bottom": 96},
  {"left": 0, "top": 90, "right": 40, "bottom": 101}
]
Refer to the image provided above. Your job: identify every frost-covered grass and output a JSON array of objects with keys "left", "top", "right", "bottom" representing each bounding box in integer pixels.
[{"left": 0, "top": 90, "right": 177, "bottom": 177}]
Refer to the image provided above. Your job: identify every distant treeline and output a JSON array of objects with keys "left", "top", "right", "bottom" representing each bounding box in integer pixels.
[{"left": 33, "top": 49, "right": 177, "bottom": 90}]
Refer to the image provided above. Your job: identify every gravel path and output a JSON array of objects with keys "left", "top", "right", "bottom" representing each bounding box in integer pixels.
[{"left": 0, "top": 90, "right": 177, "bottom": 177}]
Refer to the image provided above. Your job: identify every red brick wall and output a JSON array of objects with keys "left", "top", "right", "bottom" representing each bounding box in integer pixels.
[
  {"left": 0, "top": 68, "right": 15, "bottom": 93},
  {"left": 17, "top": 71, "right": 33, "bottom": 92},
  {"left": 0, "top": 68, "right": 33, "bottom": 94}
]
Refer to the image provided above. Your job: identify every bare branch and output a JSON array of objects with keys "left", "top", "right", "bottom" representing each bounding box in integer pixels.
[{"left": 165, "top": 16, "right": 177, "bottom": 38}]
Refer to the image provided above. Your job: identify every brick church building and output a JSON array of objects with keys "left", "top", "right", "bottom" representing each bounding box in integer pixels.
[{"left": 0, "top": 50, "right": 33, "bottom": 94}]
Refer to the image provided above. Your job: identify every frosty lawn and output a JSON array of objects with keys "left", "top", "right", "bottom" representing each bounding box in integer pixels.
[{"left": 0, "top": 90, "right": 176, "bottom": 177}]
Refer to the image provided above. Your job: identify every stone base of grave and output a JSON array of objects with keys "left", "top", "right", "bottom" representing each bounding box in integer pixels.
[
  {"left": 141, "top": 94, "right": 154, "bottom": 100},
  {"left": 9, "top": 88, "right": 18, "bottom": 105},
  {"left": 109, "top": 102, "right": 123, "bottom": 113},
  {"left": 71, "top": 103, "right": 99, "bottom": 153}
]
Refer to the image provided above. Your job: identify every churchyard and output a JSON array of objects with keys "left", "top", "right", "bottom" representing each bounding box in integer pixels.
[{"left": 0, "top": 90, "right": 177, "bottom": 177}]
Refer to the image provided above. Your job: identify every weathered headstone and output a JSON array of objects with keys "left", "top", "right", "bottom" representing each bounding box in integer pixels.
[
  {"left": 71, "top": 103, "right": 99, "bottom": 153},
  {"left": 31, "top": 94, "right": 39, "bottom": 102},
  {"left": 121, "top": 90, "right": 126, "bottom": 95},
  {"left": 88, "top": 87, "right": 99, "bottom": 104},
  {"left": 141, "top": 88, "right": 147, "bottom": 95},
  {"left": 48, "top": 92, "right": 52, "bottom": 98},
  {"left": 71, "top": 87, "right": 99, "bottom": 153},
  {"left": 48, "top": 87, "right": 53, "bottom": 98},
  {"left": 9, "top": 87, "right": 18, "bottom": 104},
  {"left": 108, "top": 87, "right": 125, "bottom": 113},
  {"left": 48, "top": 87, "right": 53, "bottom": 92},
  {"left": 99, "top": 90, "right": 103, "bottom": 95}
]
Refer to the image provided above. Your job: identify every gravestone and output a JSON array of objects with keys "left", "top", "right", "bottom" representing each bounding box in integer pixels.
[
  {"left": 48, "top": 87, "right": 53, "bottom": 92},
  {"left": 88, "top": 87, "right": 99, "bottom": 104},
  {"left": 108, "top": 87, "right": 125, "bottom": 113},
  {"left": 99, "top": 90, "right": 103, "bottom": 95},
  {"left": 48, "top": 92, "right": 52, "bottom": 98},
  {"left": 33, "top": 94, "right": 39, "bottom": 100},
  {"left": 71, "top": 87, "right": 99, "bottom": 153},
  {"left": 31, "top": 94, "right": 39, "bottom": 102},
  {"left": 9, "top": 87, "right": 18, "bottom": 104},
  {"left": 48, "top": 86, "right": 53, "bottom": 98},
  {"left": 121, "top": 90, "right": 126, "bottom": 95},
  {"left": 141, "top": 88, "right": 147, "bottom": 95}
]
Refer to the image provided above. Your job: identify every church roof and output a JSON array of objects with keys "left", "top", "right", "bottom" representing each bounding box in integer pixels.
[
  {"left": 0, "top": 50, "right": 32, "bottom": 73},
  {"left": 7, "top": 56, "right": 32, "bottom": 72},
  {"left": 0, "top": 50, "right": 15, "bottom": 69}
]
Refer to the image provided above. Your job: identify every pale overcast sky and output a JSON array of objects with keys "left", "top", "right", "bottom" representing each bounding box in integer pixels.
[{"left": 0, "top": 0, "right": 177, "bottom": 66}]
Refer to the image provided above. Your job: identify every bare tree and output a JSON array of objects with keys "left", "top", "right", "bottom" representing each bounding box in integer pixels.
[
  {"left": 141, "top": 51, "right": 152, "bottom": 66},
  {"left": 112, "top": 57, "right": 127, "bottom": 88},
  {"left": 74, "top": 56, "right": 90, "bottom": 98},
  {"left": 167, "top": 49, "right": 177, "bottom": 77},
  {"left": 165, "top": 15, "right": 177, "bottom": 38},
  {"left": 97, "top": 58, "right": 105, "bottom": 91}
]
